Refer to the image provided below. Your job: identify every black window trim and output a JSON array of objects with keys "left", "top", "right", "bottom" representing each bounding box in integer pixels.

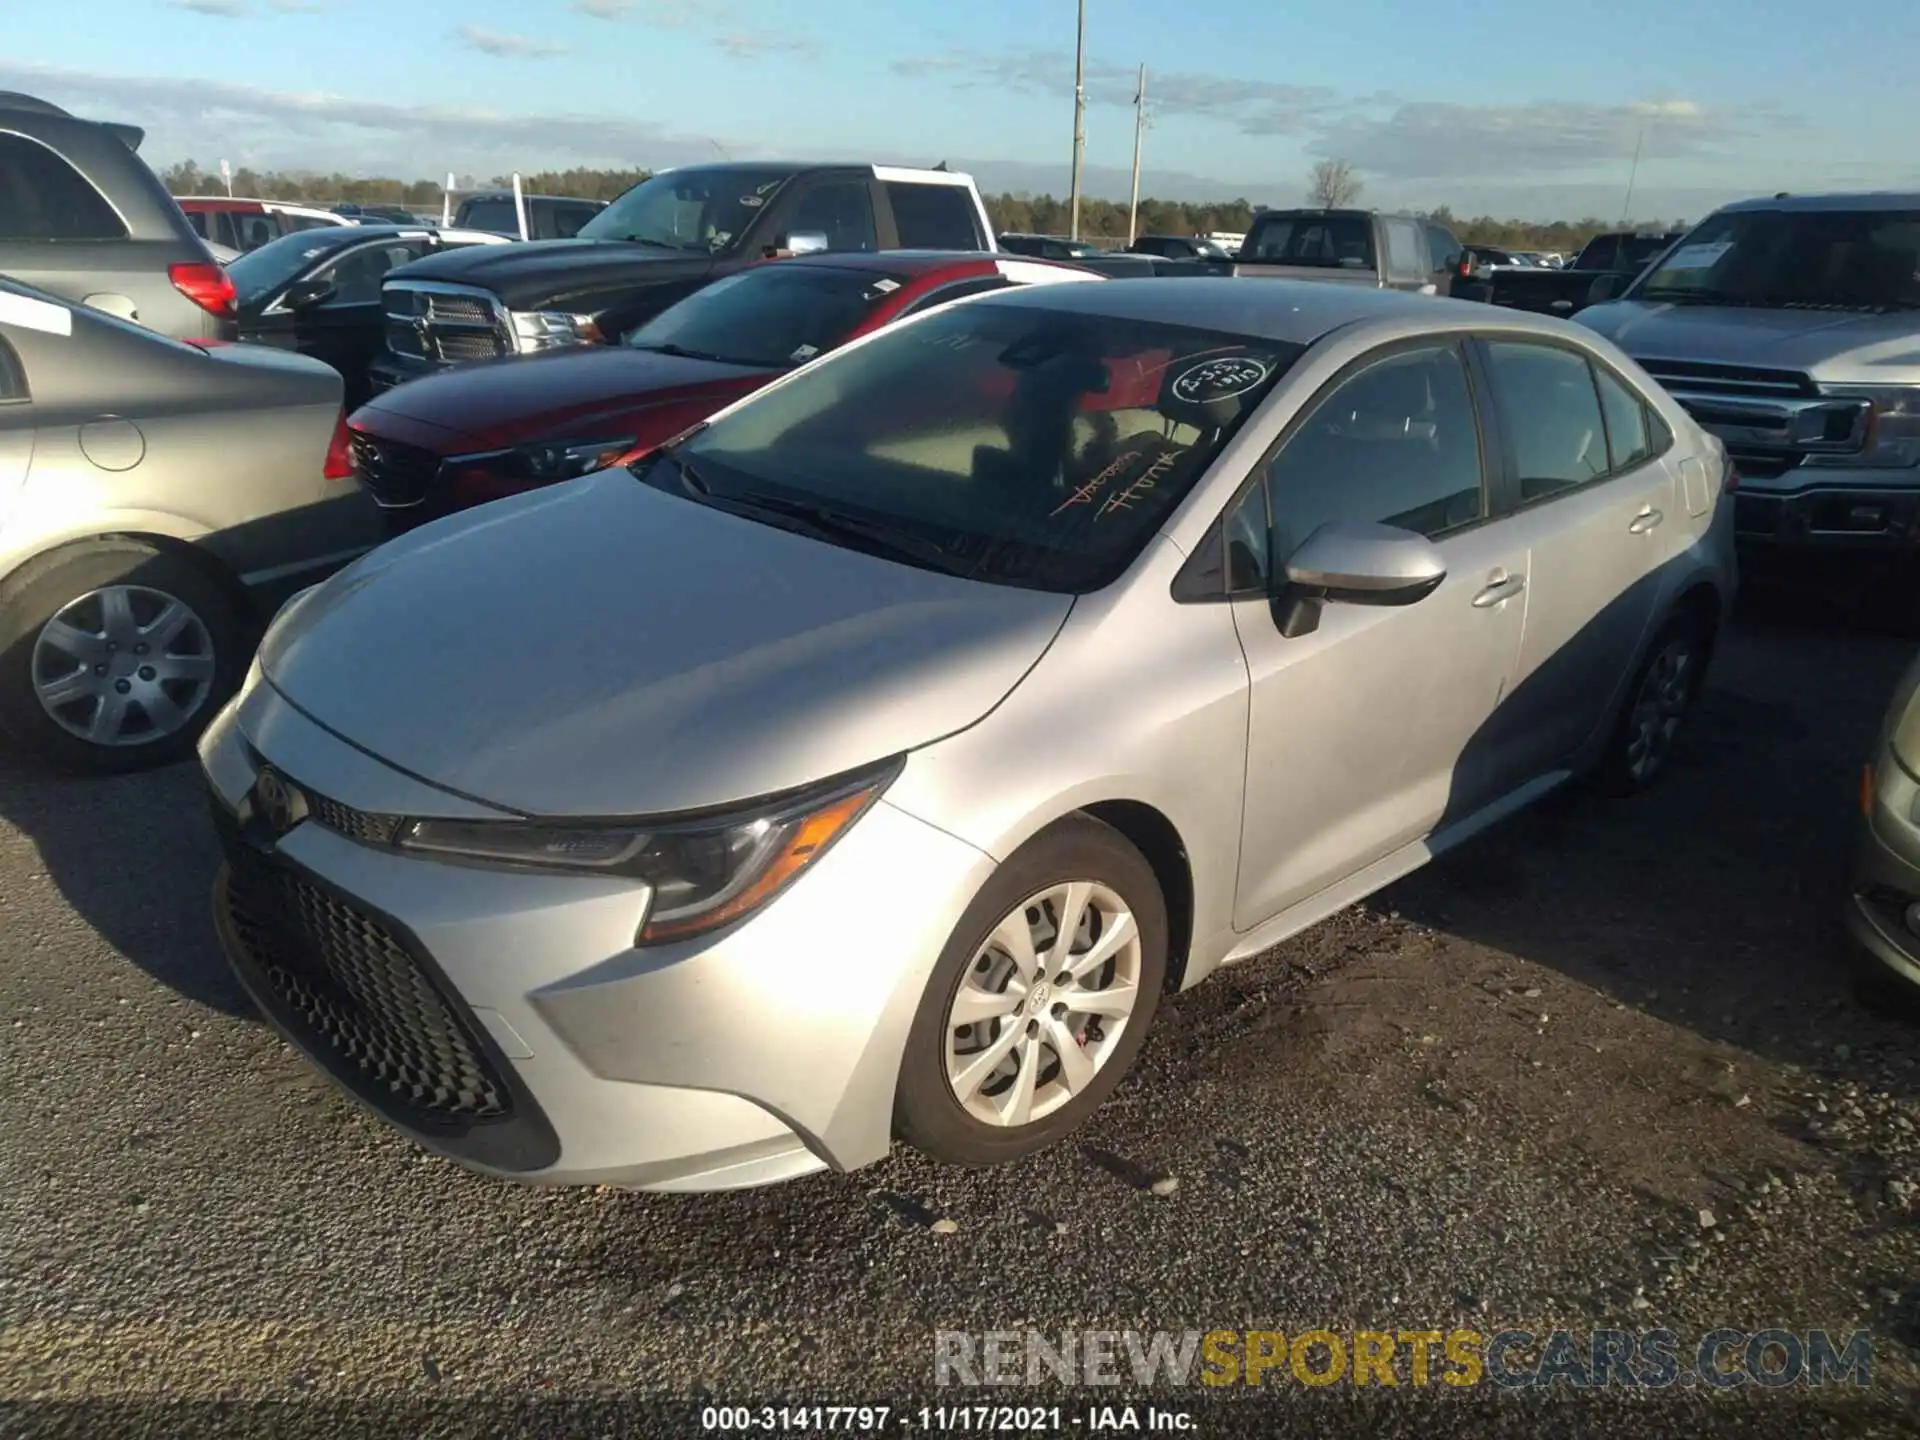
[
  {"left": 1172, "top": 330, "right": 1498, "bottom": 604},
  {"left": 0, "top": 129, "right": 131, "bottom": 242},
  {"left": 897, "top": 274, "right": 1012, "bottom": 318},
  {"left": 1468, "top": 333, "right": 1676, "bottom": 516},
  {"left": 0, "top": 332, "right": 27, "bottom": 404}
]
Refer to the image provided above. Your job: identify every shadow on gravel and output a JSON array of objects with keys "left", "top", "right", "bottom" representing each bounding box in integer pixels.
[
  {"left": 0, "top": 748, "right": 248, "bottom": 1016},
  {"left": 1384, "top": 570, "right": 1920, "bottom": 1105}
]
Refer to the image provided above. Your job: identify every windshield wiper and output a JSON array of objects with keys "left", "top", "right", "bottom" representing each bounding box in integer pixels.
[
  {"left": 630, "top": 341, "right": 736, "bottom": 364},
  {"left": 615, "top": 232, "right": 701, "bottom": 252},
  {"left": 1636, "top": 288, "right": 1762, "bottom": 305},
  {"left": 724, "top": 491, "right": 970, "bottom": 574}
]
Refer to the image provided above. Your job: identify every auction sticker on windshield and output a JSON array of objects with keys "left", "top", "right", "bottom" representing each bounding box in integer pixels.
[
  {"left": 1172, "top": 354, "right": 1273, "bottom": 404},
  {"left": 1661, "top": 241, "right": 1734, "bottom": 272}
]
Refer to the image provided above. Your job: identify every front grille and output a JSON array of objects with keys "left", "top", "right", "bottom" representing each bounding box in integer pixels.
[
  {"left": 1636, "top": 358, "right": 1817, "bottom": 398},
  {"left": 436, "top": 330, "right": 508, "bottom": 362},
  {"left": 307, "top": 792, "right": 401, "bottom": 846},
  {"left": 382, "top": 283, "right": 511, "bottom": 368},
  {"left": 220, "top": 835, "right": 511, "bottom": 1121},
  {"left": 349, "top": 433, "right": 441, "bottom": 508},
  {"left": 423, "top": 292, "right": 494, "bottom": 324}
]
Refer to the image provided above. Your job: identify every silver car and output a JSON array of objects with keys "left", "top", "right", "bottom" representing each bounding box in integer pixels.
[
  {"left": 201, "top": 280, "right": 1737, "bottom": 1191},
  {"left": 1846, "top": 650, "right": 1920, "bottom": 1009},
  {"left": 0, "top": 279, "right": 382, "bottom": 773}
]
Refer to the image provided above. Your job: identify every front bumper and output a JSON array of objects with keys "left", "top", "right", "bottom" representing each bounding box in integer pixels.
[
  {"left": 1732, "top": 470, "right": 1920, "bottom": 551},
  {"left": 1844, "top": 750, "right": 1920, "bottom": 995},
  {"left": 365, "top": 351, "right": 443, "bottom": 397},
  {"left": 198, "top": 679, "right": 997, "bottom": 1190}
]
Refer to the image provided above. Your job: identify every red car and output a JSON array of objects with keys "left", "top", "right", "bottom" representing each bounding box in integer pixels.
[{"left": 347, "top": 251, "right": 1101, "bottom": 528}]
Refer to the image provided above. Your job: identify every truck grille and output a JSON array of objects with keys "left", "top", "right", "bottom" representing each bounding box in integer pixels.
[
  {"left": 349, "top": 433, "right": 441, "bottom": 509},
  {"left": 1635, "top": 359, "right": 1818, "bottom": 399},
  {"left": 382, "top": 282, "right": 512, "bottom": 366},
  {"left": 215, "top": 809, "right": 511, "bottom": 1123}
]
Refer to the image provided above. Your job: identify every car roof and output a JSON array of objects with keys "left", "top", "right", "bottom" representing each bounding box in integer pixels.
[
  {"left": 1714, "top": 190, "right": 1920, "bottom": 214},
  {"left": 970, "top": 276, "right": 1580, "bottom": 345},
  {"left": 459, "top": 193, "right": 605, "bottom": 204}
]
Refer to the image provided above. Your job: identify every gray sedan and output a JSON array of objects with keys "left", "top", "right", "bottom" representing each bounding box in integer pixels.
[
  {"left": 1846, "top": 651, "right": 1920, "bottom": 1011},
  {"left": 0, "top": 280, "right": 382, "bottom": 773},
  {"left": 201, "top": 280, "right": 1736, "bottom": 1191}
]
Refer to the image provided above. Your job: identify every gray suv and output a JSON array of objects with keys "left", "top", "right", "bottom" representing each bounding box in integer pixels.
[{"left": 0, "top": 92, "right": 236, "bottom": 342}]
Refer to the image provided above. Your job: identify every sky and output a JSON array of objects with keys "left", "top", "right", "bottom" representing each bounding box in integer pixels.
[{"left": 1, "top": 0, "right": 1915, "bottom": 221}]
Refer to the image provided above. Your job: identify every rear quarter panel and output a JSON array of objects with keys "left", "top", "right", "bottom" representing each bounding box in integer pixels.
[{"left": 0, "top": 310, "right": 375, "bottom": 593}]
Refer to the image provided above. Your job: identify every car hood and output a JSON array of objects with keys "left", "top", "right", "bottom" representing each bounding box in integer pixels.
[
  {"left": 350, "top": 346, "right": 775, "bottom": 452},
  {"left": 258, "top": 471, "right": 1073, "bottom": 817},
  {"left": 389, "top": 238, "right": 716, "bottom": 309},
  {"left": 1580, "top": 301, "right": 1920, "bottom": 384}
]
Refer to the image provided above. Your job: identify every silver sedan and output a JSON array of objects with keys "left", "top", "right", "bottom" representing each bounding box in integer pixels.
[
  {"left": 0, "top": 280, "right": 382, "bottom": 773},
  {"left": 201, "top": 279, "right": 1736, "bottom": 1190}
]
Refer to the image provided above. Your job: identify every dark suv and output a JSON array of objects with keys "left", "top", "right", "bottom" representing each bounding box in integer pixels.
[
  {"left": 453, "top": 193, "right": 608, "bottom": 241},
  {"left": 0, "top": 92, "right": 235, "bottom": 341}
]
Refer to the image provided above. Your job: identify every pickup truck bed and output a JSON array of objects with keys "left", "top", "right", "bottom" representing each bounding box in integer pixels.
[{"left": 1481, "top": 230, "right": 1681, "bottom": 317}]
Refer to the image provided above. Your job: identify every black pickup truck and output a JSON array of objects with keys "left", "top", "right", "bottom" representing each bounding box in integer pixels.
[
  {"left": 1476, "top": 230, "right": 1682, "bottom": 316},
  {"left": 368, "top": 161, "right": 996, "bottom": 392}
]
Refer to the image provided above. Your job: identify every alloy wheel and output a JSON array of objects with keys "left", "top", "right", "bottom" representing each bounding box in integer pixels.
[
  {"left": 30, "top": 584, "right": 217, "bottom": 747},
  {"left": 943, "top": 880, "right": 1144, "bottom": 1129},
  {"left": 1625, "top": 635, "right": 1695, "bottom": 783}
]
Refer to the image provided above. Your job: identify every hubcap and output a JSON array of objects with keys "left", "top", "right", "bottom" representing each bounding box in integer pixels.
[
  {"left": 943, "top": 880, "right": 1143, "bottom": 1129},
  {"left": 1625, "top": 636, "right": 1694, "bottom": 782},
  {"left": 31, "top": 585, "right": 216, "bottom": 747}
]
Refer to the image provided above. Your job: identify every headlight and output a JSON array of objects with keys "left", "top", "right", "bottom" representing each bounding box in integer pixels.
[
  {"left": 1806, "top": 386, "right": 1920, "bottom": 469},
  {"left": 509, "top": 309, "right": 602, "bottom": 354},
  {"left": 446, "top": 437, "right": 638, "bottom": 483},
  {"left": 395, "top": 761, "right": 898, "bottom": 944}
]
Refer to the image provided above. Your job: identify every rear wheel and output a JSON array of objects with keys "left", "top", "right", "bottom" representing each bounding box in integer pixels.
[
  {"left": 895, "top": 816, "right": 1168, "bottom": 1167},
  {"left": 1592, "top": 614, "right": 1707, "bottom": 796},
  {"left": 0, "top": 541, "right": 243, "bottom": 775}
]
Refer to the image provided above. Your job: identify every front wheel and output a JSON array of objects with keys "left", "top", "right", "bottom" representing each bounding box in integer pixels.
[{"left": 894, "top": 816, "right": 1168, "bottom": 1167}]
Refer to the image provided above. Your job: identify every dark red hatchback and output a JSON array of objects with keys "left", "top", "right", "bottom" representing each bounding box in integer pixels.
[{"left": 347, "top": 250, "right": 1098, "bottom": 527}]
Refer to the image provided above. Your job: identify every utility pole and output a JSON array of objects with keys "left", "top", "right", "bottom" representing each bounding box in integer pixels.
[
  {"left": 1620, "top": 127, "right": 1644, "bottom": 224},
  {"left": 1068, "top": 0, "right": 1087, "bottom": 240},
  {"left": 1127, "top": 64, "right": 1147, "bottom": 245}
]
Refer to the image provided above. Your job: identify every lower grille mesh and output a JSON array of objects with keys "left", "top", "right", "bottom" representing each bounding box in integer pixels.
[{"left": 221, "top": 842, "right": 510, "bottom": 1121}]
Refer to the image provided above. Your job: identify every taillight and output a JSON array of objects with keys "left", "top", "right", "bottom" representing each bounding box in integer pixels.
[
  {"left": 168, "top": 262, "right": 236, "bottom": 320},
  {"left": 323, "top": 412, "right": 354, "bottom": 481},
  {"left": 1721, "top": 455, "right": 1740, "bottom": 494}
]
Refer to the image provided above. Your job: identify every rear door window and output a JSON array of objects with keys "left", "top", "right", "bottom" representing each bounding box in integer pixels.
[
  {"left": 1243, "top": 215, "right": 1374, "bottom": 270},
  {"left": 885, "top": 182, "right": 984, "bottom": 249},
  {"left": 0, "top": 334, "right": 25, "bottom": 402},
  {"left": 1482, "top": 341, "right": 1611, "bottom": 502},
  {"left": 0, "top": 134, "right": 126, "bottom": 239}
]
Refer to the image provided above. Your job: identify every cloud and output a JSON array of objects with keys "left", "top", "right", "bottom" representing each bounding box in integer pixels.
[
  {"left": 1313, "top": 97, "right": 1793, "bottom": 181},
  {"left": 892, "top": 48, "right": 1337, "bottom": 135},
  {"left": 711, "top": 32, "right": 815, "bottom": 59},
  {"left": 455, "top": 26, "right": 570, "bottom": 59},
  {"left": 0, "top": 60, "right": 732, "bottom": 177},
  {"left": 171, "top": 0, "right": 249, "bottom": 14},
  {"left": 573, "top": 0, "right": 735, "bottom": 24}
]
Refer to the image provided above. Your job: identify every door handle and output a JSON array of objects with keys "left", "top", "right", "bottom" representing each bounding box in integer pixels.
[
  {"left": 1471, "top": 574, "right": 1526, "bottom": 608},
  {"left": 1628, "top": 507, "right": 1664, "bottom": 534}
]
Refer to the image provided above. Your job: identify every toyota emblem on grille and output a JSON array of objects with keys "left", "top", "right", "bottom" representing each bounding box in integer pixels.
[{"left": 252, "top": 767, "right": 304, "bottom": 837}]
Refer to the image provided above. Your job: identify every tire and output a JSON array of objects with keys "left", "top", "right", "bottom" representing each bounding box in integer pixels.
[
  {"left": 0, "top": 540, "right": 244, "bottom": 776},
  {"left": 894, "top": 815, "right": 1168, "bottom": 1167},
  {"left": 1591, "top": 613, "right": 1709, "bottom": 797}
]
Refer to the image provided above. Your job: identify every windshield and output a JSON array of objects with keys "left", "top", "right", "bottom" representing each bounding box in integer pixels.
[
  {"left": 577, "top": 167, "right": 794, "bottom": 252},
  {"left": 1634, "top": 209, "right": 1920, "bottom": 310},
  {"left": 1192, "top": 240, "right": 1230, "bottom": 260},
  {"left": 225, "top": 230, "right": 347, "bottom": 306},
  {"left": 1240, "top": 214, "right": 1374, "bottom": 269},
  {"left": 646, "top": 299, "right": 1304, "bottom": 593},
  {"left": 626, "top": 264, "right": 905, "bottom": 369}
]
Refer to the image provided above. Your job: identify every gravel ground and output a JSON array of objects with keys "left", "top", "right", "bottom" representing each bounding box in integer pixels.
[{"left": 2, "top": 595, "right": 1919, "bottom": 1438}]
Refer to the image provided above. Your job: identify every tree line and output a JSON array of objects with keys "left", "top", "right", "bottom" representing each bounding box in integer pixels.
[{"left": 155, "top": 160, "right": 1682, "bottom": 252}]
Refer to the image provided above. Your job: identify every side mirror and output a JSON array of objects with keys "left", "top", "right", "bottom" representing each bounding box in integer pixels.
[
  {"left": 283, "top": 279, "right": 337, "bottom": 311},
  {"left": 1586, "top": 273, "right": 1622, "bottom": 305},
  {"left": 784, "top": 230, "right": 830, "bottom": 256},
  {"left": 1275, "top": 521, "right": 1447, "bottom": 637}
]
